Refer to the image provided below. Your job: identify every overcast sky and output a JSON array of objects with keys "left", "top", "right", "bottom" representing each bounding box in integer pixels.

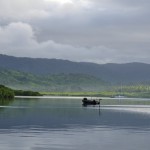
[{"left": 0, "top": 0, "right": 150, "bottom": 64}]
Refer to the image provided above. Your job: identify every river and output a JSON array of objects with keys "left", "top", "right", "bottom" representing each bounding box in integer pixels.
[{"left": 0, "top": 97, "right": 150, "bottom": 150}]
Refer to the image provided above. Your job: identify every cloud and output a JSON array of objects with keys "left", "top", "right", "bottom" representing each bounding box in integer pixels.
[
  {"left": 0, "top": 0, "right": 150, "bottom": 63},
  {"left": 0, "top": 22, "right": 114, "bottom": 63},
  {"left": 1, "top": 22, "right": 150, "bottom": 64}
]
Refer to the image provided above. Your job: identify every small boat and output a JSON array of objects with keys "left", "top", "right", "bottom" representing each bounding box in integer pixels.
[{"left": 82, "top": 97, "right": 102, "bottom": 105}]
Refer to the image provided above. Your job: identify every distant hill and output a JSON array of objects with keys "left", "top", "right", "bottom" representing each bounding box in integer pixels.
[
  {"left": 1, "top": 54, "right": 150, "bottom": 83},
  {"left": 0, "top": 68, "right": 107, "bottom": 91}
]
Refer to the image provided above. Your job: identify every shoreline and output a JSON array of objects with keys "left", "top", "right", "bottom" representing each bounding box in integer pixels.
[{"left": 15, "top": 95, "right": 150, "bottom": 101}]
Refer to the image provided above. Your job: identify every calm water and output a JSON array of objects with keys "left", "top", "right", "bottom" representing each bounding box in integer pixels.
[{"left": 0, "top": 97, "right": 150, "bottom": 150}]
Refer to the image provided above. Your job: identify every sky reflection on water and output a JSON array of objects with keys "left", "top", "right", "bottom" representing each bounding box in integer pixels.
[{"left": 0, "top": 97, "right": 150, "bottom": 150}]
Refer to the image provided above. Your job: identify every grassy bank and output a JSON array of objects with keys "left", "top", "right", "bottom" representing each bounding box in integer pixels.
[{"left": 41, "top": 91, "right": 150, "bottom": 98}]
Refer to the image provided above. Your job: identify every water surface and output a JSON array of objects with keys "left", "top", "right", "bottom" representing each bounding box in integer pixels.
[{"left": 0, "top": 97, "right": 150, "bottom": 150}]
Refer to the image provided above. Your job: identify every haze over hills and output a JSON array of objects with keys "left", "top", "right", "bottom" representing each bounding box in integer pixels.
[
  {"left": 0, "top": 68, "right": 107, "bottom": 92},
  {"left": 1, "top": 54, "right": 150, "bottom": 84}
]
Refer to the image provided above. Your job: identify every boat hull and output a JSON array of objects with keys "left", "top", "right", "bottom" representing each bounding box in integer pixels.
[{"left": 82, "top": 98, "right": 100, "bottom": 105}]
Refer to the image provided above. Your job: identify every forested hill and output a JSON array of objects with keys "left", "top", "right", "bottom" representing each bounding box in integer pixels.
[
  {"left": 1, "top": 54, "right": 150, "bottom": 83},
  {"left": 0, "top": 69, "right": 107, "bottom": 91},
  {"left": 0, "top": 85, "right": 14, "bottom": 99}
]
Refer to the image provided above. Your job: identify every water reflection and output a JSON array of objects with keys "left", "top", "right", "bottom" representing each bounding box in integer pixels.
[
  {"left": 0, "top": 97, "right": 150, "bottom": 150},
  {"left": 0, "top": 98, "right": 150, "bottom": 131},
  {"left": 0, "top": 98, "right": 14, "bottom": 106},
  {"left": 0, "top": 98, "right": 14, "bottom": 114}
]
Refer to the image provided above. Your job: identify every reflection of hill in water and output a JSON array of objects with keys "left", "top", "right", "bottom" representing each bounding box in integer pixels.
[
  {"left": 0, "top": 99, "right": 14, "bottom": 106},
  {"left": 0, "top": 98, "right": 150, "bottom": 131},
  {"left": 0, "top": 99, "right": 14, "bottom": 113}
]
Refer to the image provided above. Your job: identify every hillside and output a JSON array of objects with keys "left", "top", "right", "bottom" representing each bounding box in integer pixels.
[
  {"left": 0, "top": 85, "right": 14, "bottom": 99},
  {"left": 1, "top": 54, "right": 150, "bottom": 83},
  {"left": 0, "top": 69, "right": 107, "bottom": 92}
]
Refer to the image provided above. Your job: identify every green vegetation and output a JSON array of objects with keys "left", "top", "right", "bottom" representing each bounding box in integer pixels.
[
  {"left": 0, "top": 69, "right": 107, "bottom": 92},
  {"left": 1, "top": 54, "right": 150, "bottom": 84},
  {"left": 14, "top": 90, "right": 42, "bottom": 96},
  {"left": 0, "top": 84, "right": 42, "bottom": 98},
  {"left": 1, "top": 67, "right": 150, "bottom": 98},
  {"left": 41, "top": 91, "right": 101, "bottom": 96},
  {"left": 41, "top": 91, "right": 150, "bottom": 98},
  {"left": 0, "top": 85, "right": 14, "bottom": 99}
]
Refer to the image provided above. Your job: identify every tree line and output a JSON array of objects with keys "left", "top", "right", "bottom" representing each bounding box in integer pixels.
[
  {"left": 14, "top": 90, "right": 42, "bottom": 96},
  {"left": 0, "top": 85, "right": 42, "bottom": 99},
  {"left": 0, "top": 85, "right": 14, "bottom": 99}
]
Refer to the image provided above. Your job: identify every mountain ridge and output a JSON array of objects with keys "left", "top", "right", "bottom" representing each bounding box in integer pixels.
[{"left": 1, "top": 54, "right": 150, "bottom": 83}]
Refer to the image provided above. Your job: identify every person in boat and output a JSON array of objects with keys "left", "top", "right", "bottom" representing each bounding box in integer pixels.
[{"left": 82, "top": 97, "right": 101, "bottom": 105}]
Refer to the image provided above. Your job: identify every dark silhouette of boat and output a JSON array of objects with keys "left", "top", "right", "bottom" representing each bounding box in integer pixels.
[{"left": 82, "top": 97, "right": 102, "bottom": 105}]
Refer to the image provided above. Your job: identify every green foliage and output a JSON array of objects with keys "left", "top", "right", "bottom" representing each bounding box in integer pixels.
[
  {"left": 2, "top": 68, "right": 150, "bottom": 98},
  {"left": 0, "top": 84, "right": 14, "bottom": 99},
  {"left": 14, "top": 90, "right": 42, "bottom": 96},
  {"left": 108, "top": 84, "right": 150, "bottom": 98},
  {"left": 0, "top": 84, "right": 42, "bottom": 97},
  {"left": 41, "top": 90, "right": 150, "bottom": 98},
  {"left": 0, "top": 69, "right": 107, "bottom": 92},
  {"left": 2, "top": 54, "right": 150, "bottom": 84}
]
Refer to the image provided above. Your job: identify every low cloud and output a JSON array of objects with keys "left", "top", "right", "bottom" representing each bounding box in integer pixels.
[
  {"left": 0, "top": 0, "right": 150, "bottom": 64},
  {"left": 0, "top": 22, "right": 150, "bottom": 64}
]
